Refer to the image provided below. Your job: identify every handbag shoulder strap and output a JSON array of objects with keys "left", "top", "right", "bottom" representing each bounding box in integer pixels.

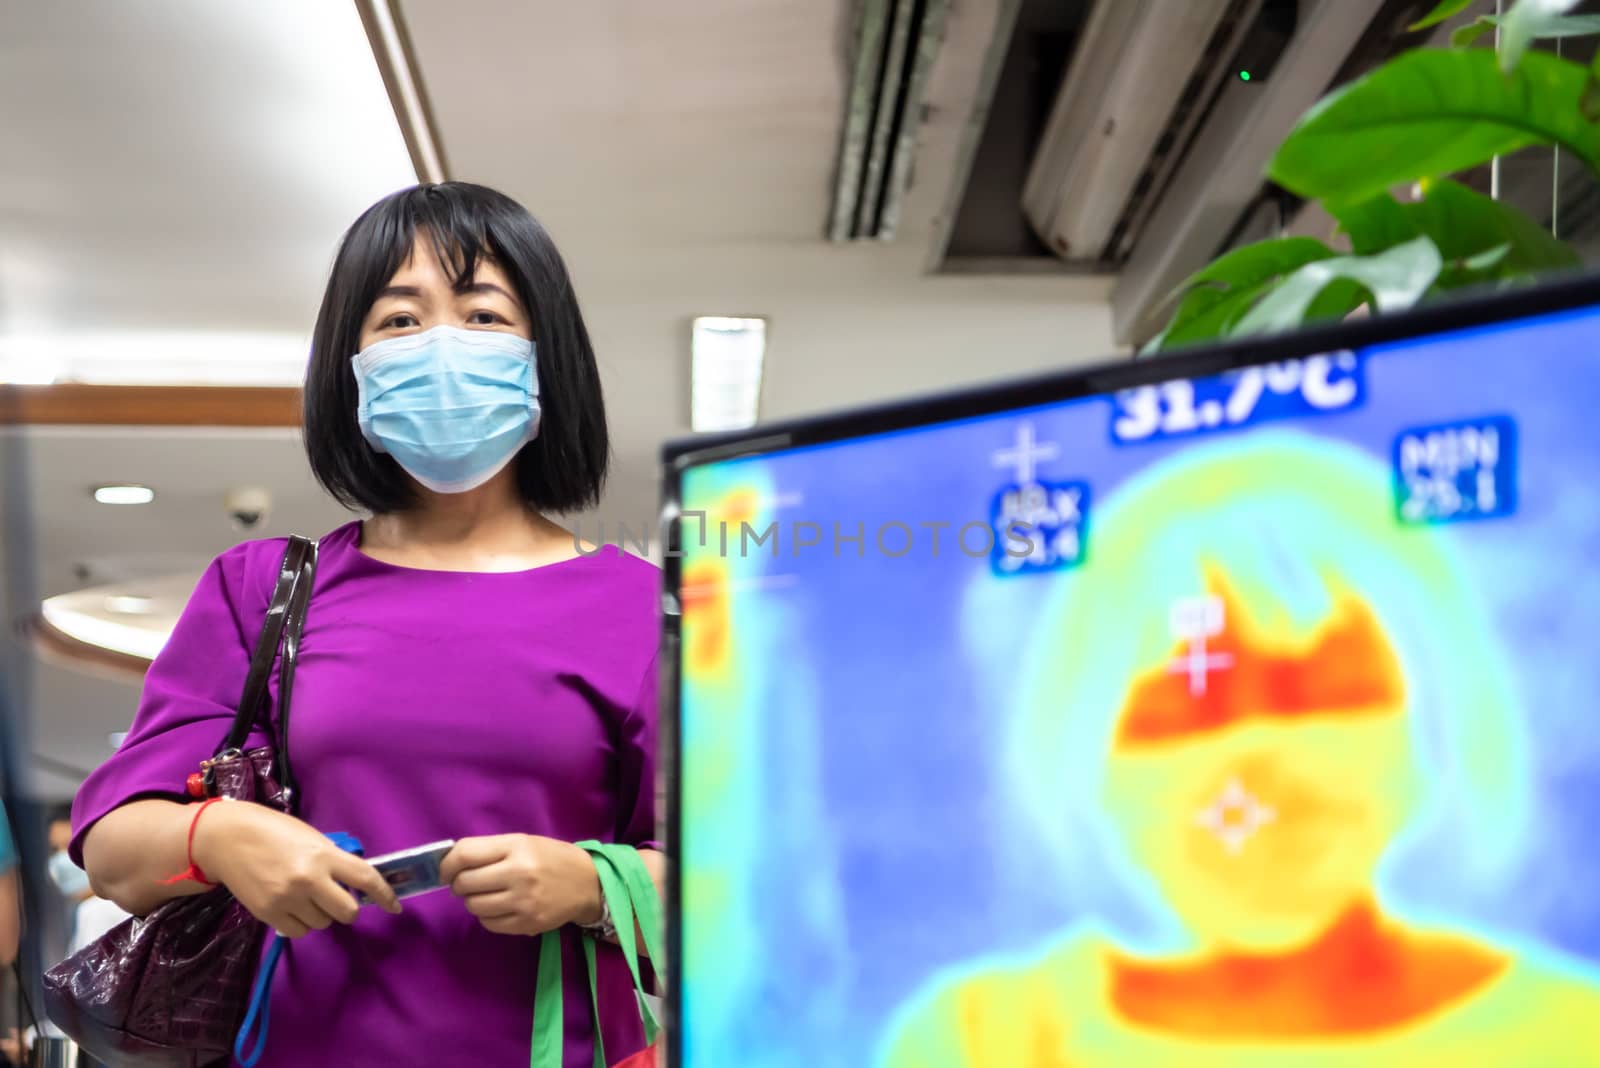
[
  {"left": 272, "top": 537, "right": 317, "bottom": 806},
  {"left": 217, "top": 536, "right": 318, "bottom": 767}
]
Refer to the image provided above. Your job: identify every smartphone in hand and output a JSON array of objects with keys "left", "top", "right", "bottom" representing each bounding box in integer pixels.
[{"left": 357, "top": 840, "right": 455, "bottom": 904}]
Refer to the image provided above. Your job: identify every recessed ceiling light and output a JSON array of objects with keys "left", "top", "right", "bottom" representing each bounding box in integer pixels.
[
  {"left": 104, "top": 594, "right": 154, "bottom": 616},
  {"left": 691, "top": 317, "right": 766, "bottom": 433},
  {"left": 93, "top": 485, "right": 155, "bottom": 505}
]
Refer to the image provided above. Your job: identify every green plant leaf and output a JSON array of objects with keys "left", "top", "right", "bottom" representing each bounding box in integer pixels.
[
  {"left": 1454, "top": 12, "right": 1600, "bottom": 47},
  {"left": 1436, "top": 243, "right": 1513, "bottom": 289},
  {"left": 1411, "top": 0, "right": 1474, "bottom": 32},
  {"left": 1463, "top": 243, "right": 1514, "bottom": 270},
  {"left": 1453, "top": 16, "right": 1497, "bottom": 47},
  {"left": 1181, "top": 235, "right": 1337, "bottom": 290},
  {"left": 1330, "top": 181, "right": 1576, "bottom": 282},
  {"left": 1499, "top": 0, "right": 1584, "bottom": 72},
  {"left": 1230, "top": 236, "right": 1444, "bottom": 337},
  {"left": 1147, "top": 237, "right": 1336, "bottom": 352},
  {"left": 1269, "top": 48, "right": 1600, "bottom": 204},
  {"left": 1302, "top": 278, "right": 1373, "bottom": 324},
  {"left": 1405, "top": 177, "right": 1580, "bottom": 271},
  {"left": 1587, "top": 53, "right": 1600, "bottom": 121},
  {"left": 1328, "top": 195, "right": 1418, "bottom": 256},
  {"left": 1136, "top": 330, "right": 1170, "bottom": 359},
  {"left": 1156, "top": 280, "right": 1280, "bottom": 351},
  {"left": 1535, "top": 13, "right": 1600, "bottom": 35}
]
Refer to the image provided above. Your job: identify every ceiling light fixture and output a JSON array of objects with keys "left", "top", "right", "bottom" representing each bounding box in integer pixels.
[
  {"left": 691, "top": 317, "right": 767, "bottom": 433},
  {"left": 93, "top": 485, "right": 156, "bottom": 506},
  {"left": 104, "top": 594, "right": 154, "bottom": 615},
  {"left": 0, "top": 351, "right": 64, "bottom": 385},
  {"left": 0, "top": 332, "right": 312, "bottom": 387},
  {"left": 40, "top": 598, "right": 170, "bottom": 662}
]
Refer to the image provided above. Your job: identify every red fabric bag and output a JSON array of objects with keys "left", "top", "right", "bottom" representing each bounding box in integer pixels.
[{"left": 610, "top": 1042, "right": 660, "bottom": 1068}]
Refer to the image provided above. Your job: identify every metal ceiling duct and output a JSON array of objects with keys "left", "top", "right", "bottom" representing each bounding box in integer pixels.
[
  {"left": 1021, "top": 0, "right": 1245, "bottom": 263},
  {"left": 828, "top": 0, "right": 951, "bottom": 242}
]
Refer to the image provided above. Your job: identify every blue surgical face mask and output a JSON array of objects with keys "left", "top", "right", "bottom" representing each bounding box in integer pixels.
[
  {"left": 352, "top": 325, "right": 541, "bottom": 494},
  {"left": 49, "top": 849, "right": 90, "bottom": 898}
]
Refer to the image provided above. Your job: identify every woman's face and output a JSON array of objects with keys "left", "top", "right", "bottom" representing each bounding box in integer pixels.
[
  {"left": 1098, "top": 580, "right": 1421, "bottom": 953},
  {"left": 1104, "top": 717, "right": 1417, "bottom": 953},
  {"left": 358, "top": 235, "right": 531, "bottom": 352}
]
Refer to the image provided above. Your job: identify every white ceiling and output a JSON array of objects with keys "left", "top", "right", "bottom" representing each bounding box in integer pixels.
[
  {"left": 8, "top": 426, "right": 347, "bottom": 796},
  {"left": 0, "top": 1, "right": 415, "bottom": 380},
  {"left": 4, "top": 0, "right": 1118, "bottom": 800}
]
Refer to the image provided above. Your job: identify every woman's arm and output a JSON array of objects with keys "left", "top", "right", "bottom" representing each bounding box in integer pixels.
[
  {"left": 84, "top": 798, "right": 400, "bottom": 930},
  {"left": 74, "top": 546, "right": 394, "bottom": 932},
  {"left": 82, "top": 800, "right": 217, "bottom": 916}
]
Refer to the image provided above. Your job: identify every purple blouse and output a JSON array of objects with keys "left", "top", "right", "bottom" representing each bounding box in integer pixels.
[{"left": 70, "top": 521, "right": 662, "bottom": 1067}]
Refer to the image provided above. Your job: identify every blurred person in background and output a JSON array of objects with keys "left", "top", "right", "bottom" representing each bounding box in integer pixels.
[
  {"left": 71, "top": 182, "right": 661, "bottom": 1067},
  {"left": 0, "top": 808, "right": 116, "bottom": 1068},
  {"left": 47, "top": 806, "right": 127, "bottom": 959},
  {"left": 0, "top": 799, "right": 22, "bottom": 1067},
  {"left": 46, "top": 807, "right": 92, "bottom": 942},
  {"left": 0, "top": 801, "right": 17, "bottom": 970}
]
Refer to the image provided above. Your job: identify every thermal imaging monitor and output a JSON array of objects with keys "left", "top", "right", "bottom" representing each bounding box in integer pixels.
[{"left": 663, "top": 277, "right": 1600, "bottom": 1067}]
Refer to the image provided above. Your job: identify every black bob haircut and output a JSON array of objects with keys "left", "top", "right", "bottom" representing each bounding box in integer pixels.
[{"left": 303, "top": 182, "right": 609, "bottom": 516}]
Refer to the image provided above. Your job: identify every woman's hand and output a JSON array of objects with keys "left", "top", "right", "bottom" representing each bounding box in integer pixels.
[
  {"left": 440, "top": 835, "right": 601, "bottom": 936},
  {"left": 191, "top": 800, "right": 401, "bottom": 938}
]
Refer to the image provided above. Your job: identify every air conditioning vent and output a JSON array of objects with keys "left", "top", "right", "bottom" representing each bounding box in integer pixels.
[
  {"left": 828, "top": 0, "right": 951, "bottom": 242},
  {"left": 1103, "top": 1, "right": 1291, "bottom": 265}
]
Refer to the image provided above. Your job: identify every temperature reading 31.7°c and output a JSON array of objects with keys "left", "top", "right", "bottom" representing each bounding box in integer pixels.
[{"left": 1111, "top": 351, "right": 1363, "bottom": 445}]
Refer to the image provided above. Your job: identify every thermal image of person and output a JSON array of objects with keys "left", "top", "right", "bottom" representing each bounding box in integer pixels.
[{"left": 879, "top": 431, "right": 1600, "bottom": 1067}]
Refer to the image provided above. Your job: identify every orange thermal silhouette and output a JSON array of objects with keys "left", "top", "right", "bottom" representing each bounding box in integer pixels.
[
  {"left": 1116, "top": 574, "right": 1405, "bottom": 747},
  {"left": 721, "top": 489, "right": 757, "bottom": 528},
  {"left": 682, "top": 561, "right": 729, "bottom": 674},
  {"left": 1109, "top": 901, "right": 1507, "bottom": 1036}
]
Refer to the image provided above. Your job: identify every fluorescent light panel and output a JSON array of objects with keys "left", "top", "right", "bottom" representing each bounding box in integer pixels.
[
  {"left": 692, "top": 316, "right": 766, "bottom": 432},
  {"left": 93, "top": 485, "right": 155, "bottom": 505},
  {"left": 0, "top": 332, "right": 310, "bottom": 387}
]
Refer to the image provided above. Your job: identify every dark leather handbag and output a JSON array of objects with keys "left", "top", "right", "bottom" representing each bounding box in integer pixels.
[{"left": 43, "top": 536, "right": 318, "bottom": 1068}]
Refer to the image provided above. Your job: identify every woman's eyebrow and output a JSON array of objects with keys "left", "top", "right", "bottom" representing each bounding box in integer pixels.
[
  {"left": 375, "top": 284, "right": 424, "bottom": 300},
  {"left": 456, "top": 281, "right": 517, "bottom": 301}
]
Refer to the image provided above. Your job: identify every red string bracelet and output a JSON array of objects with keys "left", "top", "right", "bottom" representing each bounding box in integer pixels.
[{"left": 159, "top": 796, "right": 225, "bottom": 887}]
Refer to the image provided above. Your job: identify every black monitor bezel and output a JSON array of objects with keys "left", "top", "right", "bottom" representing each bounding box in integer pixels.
[{"left": 655, "top": 268, "right": 1600, "bottom": 1066}]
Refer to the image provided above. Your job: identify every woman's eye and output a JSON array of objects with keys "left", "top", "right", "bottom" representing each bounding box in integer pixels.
[
  {"left": 467, "top": 310, "right": 503, "bottom": 325},
  {"left": 382, "top": 313, "right": 419, "bottom": 329}
]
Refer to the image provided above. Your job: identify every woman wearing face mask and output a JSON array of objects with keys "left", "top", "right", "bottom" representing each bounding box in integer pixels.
[
  {"left": 48, "top": 809, "right": 93, "bottom": 904},
  {"left": 67, "top": 183, "right": 662, "bottom": 1067},
  {"left": 47, "top": 808, "right": 94, "bottom": 953}
]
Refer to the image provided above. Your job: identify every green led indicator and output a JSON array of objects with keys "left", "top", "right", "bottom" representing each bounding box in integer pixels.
[{"left": 1239, "top": 70, "right": 1252, "bottom": 81}]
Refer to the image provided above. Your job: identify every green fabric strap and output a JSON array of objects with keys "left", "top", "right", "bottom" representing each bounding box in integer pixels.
[
  {"left": 529, "top": 843, "right": 663, "bottom": 1068},
  {"left": 531, "top": 931, "right": 565, "bottom": 1068}
]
